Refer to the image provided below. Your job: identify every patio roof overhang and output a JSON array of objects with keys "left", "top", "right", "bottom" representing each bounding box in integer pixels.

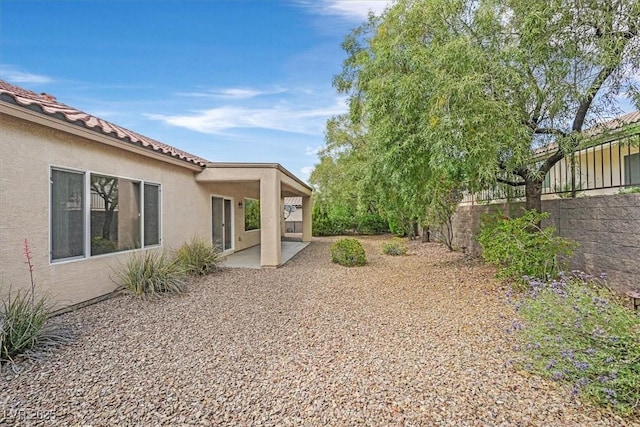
[
  {"left": 195, "top": 163, "right": 312, "bottom": 267},
  {"left": 196, "top": 162, "right": 312, "bottom": 196}
]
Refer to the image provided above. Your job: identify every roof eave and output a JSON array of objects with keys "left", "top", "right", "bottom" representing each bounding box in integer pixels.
[
  {"left": 206, "top": 162, "right": 312, "bottom": 192},
  {"left": 1, "top": 102, "right": 205, "bottom": 172}
]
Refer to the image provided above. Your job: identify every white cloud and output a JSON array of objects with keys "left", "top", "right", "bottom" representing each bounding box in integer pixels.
[
  {"left": 0, "top": 65, "right": 53, "bottom": 84},
  {"left": 297, "top": 0, "right": 392, "bottom": 21},
  {"left": 300, "top": 166, "right": 314, "bottom": 178},
  {"left": 177, "top": 87, "right": 287, "bottom": 100},
  {"left": 323, "top": 0, "right": 392, "bottom": 20},
  {"left": 305, "top": 145, "right": 323, "bottom": 156},
  {"left": 146, "top": 98, "right": 347, "bottom": 136}
]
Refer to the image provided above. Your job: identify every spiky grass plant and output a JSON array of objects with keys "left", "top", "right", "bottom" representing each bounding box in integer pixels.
[
  {"left": 1, "top": 239, "right": 73, "bottom": 366},
  {"left": 1, "top": 289, "right": 47, "bottom": 362},
  {"left": 175, "top": 237, "right": 222, "bottom": 276},
  {"left": 115, "top": 251, "right": 186, "bottom": 298}
]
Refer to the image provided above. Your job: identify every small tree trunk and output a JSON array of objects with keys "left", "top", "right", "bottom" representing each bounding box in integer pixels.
[
  {"left": 525, "top": 179, "right": 543, "bottom": 213},
  {"left": 422, "top": 225, "right": 430, "bottom": 243},
  {"left": 103, "top": 205, "right": 115, "bottom": 239},
  {"left": 412, "top": 221, "right": 419, "bottom": 240}
]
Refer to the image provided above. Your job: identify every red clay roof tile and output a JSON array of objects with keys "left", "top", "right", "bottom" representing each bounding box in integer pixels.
[{"left": 0, "top": 80, "right": 207, "bottom": 167}]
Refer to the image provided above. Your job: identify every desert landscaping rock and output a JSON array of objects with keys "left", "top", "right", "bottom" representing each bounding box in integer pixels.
[{"left": 1, "top": 236, "right": 636, "bottom": 426}]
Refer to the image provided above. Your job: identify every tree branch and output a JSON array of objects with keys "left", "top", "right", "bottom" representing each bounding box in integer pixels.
[
  {"left": 572, "top": 64, "right": 618, "bottom": 132},
  {"left": 497, "top": 177, "right": 526, "bottom": 187},
  {"left": 533, "top": 126, "right": 568, "bottom": 137}
]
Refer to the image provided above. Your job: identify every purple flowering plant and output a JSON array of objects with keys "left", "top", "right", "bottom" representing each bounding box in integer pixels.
[{"left": 510, "top": 271, "right": 640, "bottom": 416}]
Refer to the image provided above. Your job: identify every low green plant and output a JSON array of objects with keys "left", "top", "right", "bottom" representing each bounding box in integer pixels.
[
  {"left": 244, "top": 199, "right": 261, "bottom": 231},
  {"left": 331, "top": 238, "right": 366, "bottom": 266},
  {"left": 175, "top": 237, "right": 222, "bottom": 276},
  {"left": 91, "top": 237, "right": 116, "bottom": 255},
  {"left": 476, "top": 210, "right": 577, "bottom": 284},
  {"left": 2, "top": 239, "right": 72, "bottom": 365},
  {"left": 381, "top": 238, "right": 408, "bottom": 256},
  {"left": 1, "top": 289, "right": 49, "bottom": 363},
  {"left": 618, "top": 186, "right": 640, "bottom": 194},
  {"left": 357, "top": 213, "right": 389, "bottom": 235},
  {"left": 115, "top": 251, "right": 186, "bottom": 297},
  {"left": 512, "top": 273, "right": 640, "bottom": 416}
]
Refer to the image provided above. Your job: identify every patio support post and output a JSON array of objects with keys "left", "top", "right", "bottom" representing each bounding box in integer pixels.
[
  {"left": 280, "top": 197, "right": 286, "bottom": 237},
  {"left": 260, "top": 170, "right": 281, "bottom": 267},
  {"left": 302, "top": 195, "right": 312, "bottom": 243}
]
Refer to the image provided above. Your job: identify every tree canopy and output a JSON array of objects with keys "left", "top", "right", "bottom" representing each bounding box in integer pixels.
[{"left": 322, "top": 0, "right": 640, "bottom": 217}]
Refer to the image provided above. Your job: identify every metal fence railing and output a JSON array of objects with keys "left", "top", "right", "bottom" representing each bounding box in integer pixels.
[{"left": 462, "top": 133, "right": 640, "bottom": 204}]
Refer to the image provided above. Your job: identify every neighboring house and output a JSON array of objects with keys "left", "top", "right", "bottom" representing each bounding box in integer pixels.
[
  {"left": 284, "top": 196, "right": 303, "bottom": 233},
  {"left": 462, "top": 111, "right": 640, "bottom": 204},
  {"left": 0, "top": 80, "right": 312, "bottom": 308}
]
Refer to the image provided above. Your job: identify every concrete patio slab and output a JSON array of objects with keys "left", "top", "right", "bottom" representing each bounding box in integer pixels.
[{"left": 221, "top": 241, "right": 310, "bottom": 268}]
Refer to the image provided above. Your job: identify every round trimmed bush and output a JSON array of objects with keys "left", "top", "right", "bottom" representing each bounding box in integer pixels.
[{"left": 331, "top": 238, "right": 366, "bottom": 267}]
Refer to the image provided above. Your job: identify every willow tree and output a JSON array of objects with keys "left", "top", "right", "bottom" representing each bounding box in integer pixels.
[
  {"left": 335, "top": 0, "right": 640, "bottom": 212},
  {"left": 310, "top": 115, "right": 390, "bottom": 234}
]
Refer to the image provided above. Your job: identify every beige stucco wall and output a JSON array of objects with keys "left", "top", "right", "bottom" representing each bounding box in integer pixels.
[
  {"left": 0, "top": 114, "right": 212, "bottom": 308},
  {"left": 197, "top": 181, "right": 263, "bottom": 252}
]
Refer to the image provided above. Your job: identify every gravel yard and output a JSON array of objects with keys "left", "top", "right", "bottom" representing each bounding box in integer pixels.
[{"left": 2, "top": 236, "right": 636, "bottom": 426}]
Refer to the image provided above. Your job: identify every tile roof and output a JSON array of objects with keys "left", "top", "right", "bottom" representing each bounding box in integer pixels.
[
  {"left": 284, "top": 196, "right": 303, "bottom": 206},
  {"left": 0, "top": 80, "right": 207, "bottom": 167},
  {"left": 584, "top": 110, "right": 640, "bottom": 136},
  {"left": 534, "top": 110, "right": 640, "bottom": 155}
]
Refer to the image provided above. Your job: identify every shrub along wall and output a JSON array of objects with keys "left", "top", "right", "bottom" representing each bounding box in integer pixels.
[{"left": 450, "top": 194, "right": 640, "bottom": 293}]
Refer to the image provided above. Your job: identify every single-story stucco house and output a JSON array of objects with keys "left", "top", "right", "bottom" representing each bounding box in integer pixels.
[{"left": 0, "top": 80, "right": 312, "bottom": 309}]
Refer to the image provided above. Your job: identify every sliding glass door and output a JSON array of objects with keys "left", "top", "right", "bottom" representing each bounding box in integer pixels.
[{"left": 212, "top": 196, "right": 233, "bottom": 252}]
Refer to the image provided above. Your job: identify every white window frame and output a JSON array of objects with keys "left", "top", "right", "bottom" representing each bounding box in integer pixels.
[{"left": 50, "top": 166, "right": 162, "bottom": 263}]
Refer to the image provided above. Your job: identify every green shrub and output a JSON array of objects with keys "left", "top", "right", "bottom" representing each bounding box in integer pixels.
[
  {"left": 91, "top": 237, "right": 116, "bottom": 255},
  {"left": 513, "top": 273, "right": 640, "bottom": 416},
  {"left": 312, "top": 203, "right": 356, "bottom": 236},
  {"left": 244, "top": 199, "right": 261, "bottom": 231},
  {"left": 381, "top": 237, "right": 408, "bottom": 255},
  {"left": 175, "top": 237, "right": 222, "bottom": 276},
  {"left": 357, "top": 213, "right": 389, "bottom": 234},
  {"left": 115, "top": 251, "right": 186, "bottom": 297},
  {"left": 331, "top": 238, "right": 366, "bottom": 266},
  {"left": 476, "top": 210, "right": 577, "bottom": 284}
]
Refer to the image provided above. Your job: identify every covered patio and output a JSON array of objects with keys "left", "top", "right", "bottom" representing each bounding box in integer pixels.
[
  {"left": 221, "top": 241, "right": 310, "bottom": 268},
  {"left": 196, "top": 163, "right": 312, "bottom": 267}
]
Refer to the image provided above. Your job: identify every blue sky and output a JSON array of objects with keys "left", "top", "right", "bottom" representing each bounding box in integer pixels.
[{"left": 0, "top": 0, "right": 392, "bottom": 181}]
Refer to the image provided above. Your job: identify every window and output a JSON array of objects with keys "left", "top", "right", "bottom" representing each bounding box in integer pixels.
[
  {"left": 51, "top": 169, "right": 85, "bottom": 260},
  {"left": 51, "top": 167, "right": 161, "bottom": 261},
  {"left": 90, "top": 174, "right": 141, "bottom": 255},
  {"left": 244, "top": 198, "right": 260, "bottom": 231},
  {"left": 144, "top": 183, "right": 160, "bottom": 246},
  {"left": 624, "top": 152, "right": 640, "bottom": 186}
]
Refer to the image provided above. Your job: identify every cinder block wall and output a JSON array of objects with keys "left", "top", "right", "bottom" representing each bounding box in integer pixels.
[{"left": 450, "top": 194, "right": 640, "bottom": 293}]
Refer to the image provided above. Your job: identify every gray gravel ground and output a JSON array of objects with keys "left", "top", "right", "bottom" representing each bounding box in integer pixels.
[{"left": 2, "top": 236, "right": 637, "bottom": 426}]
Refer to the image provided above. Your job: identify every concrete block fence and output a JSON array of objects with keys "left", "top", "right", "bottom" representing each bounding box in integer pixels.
[{"left": 449, "top": 194, "right": 640, "bottom": 293}]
